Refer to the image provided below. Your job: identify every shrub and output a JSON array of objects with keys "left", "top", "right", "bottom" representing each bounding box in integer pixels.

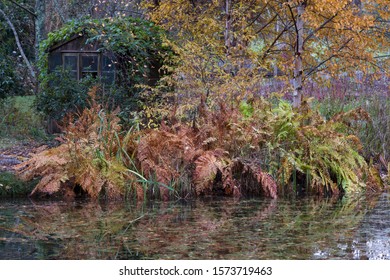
[
  {"left": 35, "top": 70, "right": 96, "bottom": 122},
  {"left": 136, "top": 97, "right": 383, "bottom": 199},
  {"left": 0, "top": 172, "right": 36, "bottom": 197},
  {"left": 0, "top": 57, "right": 26, "bottom": 99},
  {"left": 268, "top": 100, "right": 379, "bottom": 195}
]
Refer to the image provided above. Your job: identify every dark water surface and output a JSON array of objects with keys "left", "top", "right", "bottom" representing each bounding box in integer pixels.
[{"left": 0, "top": 192, "right": 389, "bottom": 259}]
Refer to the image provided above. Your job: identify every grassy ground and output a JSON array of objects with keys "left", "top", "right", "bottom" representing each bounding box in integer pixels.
[
  {"left": 0, "top": 138, "right": 20, "bottom": 150},
  {"left": 0, "top": 96, "right": 48, "bottom": 144},
  {"left": 0, "top": 96, "right": 49, "bottom": 196}
]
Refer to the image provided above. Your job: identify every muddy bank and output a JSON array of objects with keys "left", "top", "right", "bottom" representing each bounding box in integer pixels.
[
  {"left": 0, "top": 141, "right": 43, "bottom": 197},
  {"left": 0, "top": 141, "right": 49, "bottom": 172}
]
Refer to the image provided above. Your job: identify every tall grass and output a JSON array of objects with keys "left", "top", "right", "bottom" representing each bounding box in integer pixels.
[{"left": 315, "top": 93, "right": 389, "bottom": 168}]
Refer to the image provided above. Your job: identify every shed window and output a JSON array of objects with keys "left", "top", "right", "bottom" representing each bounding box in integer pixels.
[
  {"left": 81, "top": 54, "right": 99, "bottom": 79},
  {"left": 63, "top": 54, "right": 78, "bottom": 80},
  {"left": 48, "top": 53, "right": 62, "bottom": 73},
  {"left": 58, "top": 52, "right": 115, "bottom": 84}
]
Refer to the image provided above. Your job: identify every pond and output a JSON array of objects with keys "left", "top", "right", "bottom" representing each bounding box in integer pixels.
[{"left": 0, "top": 192, "right": 389, "bottom": 260}]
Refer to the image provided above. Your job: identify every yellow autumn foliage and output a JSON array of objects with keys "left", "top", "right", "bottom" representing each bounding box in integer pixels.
[{"left": 143, "top": 0, "right": 389, "bottom": 113}]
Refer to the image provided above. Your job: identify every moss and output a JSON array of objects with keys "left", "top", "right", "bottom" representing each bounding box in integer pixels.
[{"left": 0, "top": 172, "right": 36, "bottom": 197}]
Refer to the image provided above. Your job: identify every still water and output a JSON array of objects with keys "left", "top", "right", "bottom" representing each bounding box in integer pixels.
[{"left": 0, "top": 192, "right": 389, "bottom": 260}]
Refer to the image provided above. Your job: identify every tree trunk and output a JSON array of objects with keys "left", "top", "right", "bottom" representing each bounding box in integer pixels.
[
  {"left": 0, "top": 8, "right": 36, "bottom": 82},
  {"left": 52, "top": 0, "right": 66, "bottom": 23},
  {"left": 35, "top": 0, "right": 46, "bottom": 59},
  {"left": 273, "top": 16, "right": 280, "bottom": 77},
  {"left": 292, "top": 1, "right": 305, "bottom": 108},
  {"left": 224, "top": 0, "right": 232, "bottom": 54}
]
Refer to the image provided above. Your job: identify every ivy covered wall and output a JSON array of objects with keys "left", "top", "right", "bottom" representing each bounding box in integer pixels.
[{"left": 36, "top": 16, "right": 174, "bottom": 123}]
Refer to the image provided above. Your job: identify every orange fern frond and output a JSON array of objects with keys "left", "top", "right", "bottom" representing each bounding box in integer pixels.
[
  {"left": 231, "top": 159, "right": 278, "bottom": 199},
  {"left": 137, "top": 127, "right": 195, "bottom": 186},
  {"left": 193, "top": 151, "right": 223, "bottom": 195},
  {"left": 30, "top": 173, "right": 62, "bottom": 196}
]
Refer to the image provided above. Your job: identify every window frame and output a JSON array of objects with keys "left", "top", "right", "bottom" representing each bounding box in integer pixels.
[
  {"left": 62, "top": 53, "right": 80, "bottom": 80},
  {"left": 80, "top": 53, "right": 100, "bottom": 79},
  {"left": 60, "top": 51, "right": 115, "bottom": 83}
]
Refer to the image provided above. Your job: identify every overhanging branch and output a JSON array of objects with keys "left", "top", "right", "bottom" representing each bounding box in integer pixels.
[
  {"left": 0, "top": 7, "right": 36, "bottom": 81},
  {"left": 261, "top": 24, "right": 292, "bottom": 61},
  {"left": 6, "top": 0, "right": 36, "bottom": 17},
  {"left": 304, "top": 38, "right": 353, "bottom": 78}
]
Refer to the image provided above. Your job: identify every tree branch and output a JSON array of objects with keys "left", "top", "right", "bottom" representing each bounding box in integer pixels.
[
  {"left": 304, "top": 13, "right": 338, "bottom": 44},
  {"left": 0, "top": 8, "right": 36, "bottom": 81},
  {"left": 261, "top": 24, "right": 292, "bottom": 60},
  {"left": 304, "top": 2, "right": 353, "bottom": 44},
  {"left": 116, "top": 9, "right": 145, "bottom": 17},
  {"left": 374, "top": 55, "right": 390, "bottom": 59},
  {"left": 268, "top": 3, "right": 288, "bottom": 29},
  {"left": 244, "top": 2, "right": 269, "bottom": 30},
  {"left": 305, "top": 38, "right": 353, "bottom": 78},
  {"left": 255, "top": 14, "right": 277, "bottom": 34},
  {"left": 287, "top": 3, "right": 300, "bottom": 54},
  {"left": 6, "top": 0, "right": 36, "bottom": 17},
  {"left": 287, "top": 4, "right": 298, "bottom": 36}
]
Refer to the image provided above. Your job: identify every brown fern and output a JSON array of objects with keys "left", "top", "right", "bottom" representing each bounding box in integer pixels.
[
  {"left": 15, "top": 87, "right": 134, "bottom": 200},
  {"left": 193, "top": 151, "right": 224, "bottom": 195},
  {"left": 16, "top": 144, "right": 72, "bottom": 196},
  {"left": 230, "top": 159, "right": 278, "bottom": 199},
  {"left": 137, "top": 127, "right": 196, "bottom": 187}
]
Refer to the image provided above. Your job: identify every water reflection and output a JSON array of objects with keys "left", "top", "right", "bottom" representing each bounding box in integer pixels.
[
  {"left": 0, "top": 192, "right": 389, "bottom": 259},
  {"left": 350, "top": 193, "right": 390, "bottom": 260}
]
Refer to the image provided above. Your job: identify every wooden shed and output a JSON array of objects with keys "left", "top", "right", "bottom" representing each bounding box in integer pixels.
[{"left": 48, "top": 33, "right": 116, "bottom": 84}]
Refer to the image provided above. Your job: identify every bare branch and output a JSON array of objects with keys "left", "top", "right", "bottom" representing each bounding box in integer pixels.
[
  {"left": 245, "top": 2, "right": 269, "bottom": 30},
  {"left": 304, "top": 1, "right": 353, "bottom": 44},
  {"left": 52, "top": 0, "right": 66, "bottom": 23},
  {"left": 374, "top": 55, "right": 390, "bottom": 59},
  {"left": 6, "top": 0, "right": 36, "bottom": 17},
  {"left": 268, "top": 3, "right": 288, "bottom": 29},
  {"left": 0, "top": 8, "right": 36, "bottom": 81},
  {"left": 305, "top": 38, "right": 353, "bottom": 78},
  {"left": 287, "top": 4, "right": 298, "bottom": 36},
  {"left": 255, "top": 14, "right": 278, "bottom": 34},
  {"left": 116, "top": 9, "right": 145, "bottom": 17},
  {"left": 304, "top": 13, "right": 338, "bottom": 44},
  {"left": 261, "top": 24, "right": 293, "bottom": 61},
  {"left": 286, "top": 3, "right": 299, "bottom": 54}
]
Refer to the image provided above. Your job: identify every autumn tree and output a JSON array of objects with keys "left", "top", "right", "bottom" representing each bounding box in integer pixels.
[{"left": 145, "top": 0, "right": 390, "bottom": 108}]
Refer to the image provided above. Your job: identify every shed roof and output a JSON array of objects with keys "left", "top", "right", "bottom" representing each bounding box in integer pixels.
[{"left": 48, "top": 33, "right": 84, "bottom": 53}]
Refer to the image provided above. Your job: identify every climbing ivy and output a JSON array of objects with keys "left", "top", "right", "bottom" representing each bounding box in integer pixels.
[{"left": 37, "top": 16, "right": 174, "bottom": 122}]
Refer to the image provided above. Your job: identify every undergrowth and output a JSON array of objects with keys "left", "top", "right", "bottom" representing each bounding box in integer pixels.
[
  {"left": 15, "top": 89, "right": 384, "bottom": 200},
  {"left": 138, "top": 97, "right": 383, "bottom": 199},
  {"left": 16, "top": 88, "right": 145, "bottom": 200},
  {"left": 0, "top": 96, "right": 47, "bottom": 140},
  {"left": 316, "top": 93, "right": 389, "bottom": 178},
  {"left": 0, "top": 172, "right": 36, "bottom": 197}
]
